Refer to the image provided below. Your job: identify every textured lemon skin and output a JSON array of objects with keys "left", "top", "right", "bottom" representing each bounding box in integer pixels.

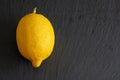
[{"left": 16, "top": 13, "right": 55, "bottom": 68}]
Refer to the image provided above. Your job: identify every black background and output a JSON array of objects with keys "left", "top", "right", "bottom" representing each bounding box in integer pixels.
[{"left": 0, "top": 0, "right": 120, "bottom": 80}]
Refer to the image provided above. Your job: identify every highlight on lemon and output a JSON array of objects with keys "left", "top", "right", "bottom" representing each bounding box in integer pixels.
[{"left": 16, "top": 7, "right": 55, "bottom": 68}]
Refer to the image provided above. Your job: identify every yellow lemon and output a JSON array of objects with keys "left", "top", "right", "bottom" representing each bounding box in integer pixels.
[{"left": 16, "top": 8, "right": 55, "bottom": 68}]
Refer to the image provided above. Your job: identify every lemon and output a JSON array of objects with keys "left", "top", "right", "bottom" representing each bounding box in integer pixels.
[{"left": 16, "top": 8, "right": 55, "bottom": 68}]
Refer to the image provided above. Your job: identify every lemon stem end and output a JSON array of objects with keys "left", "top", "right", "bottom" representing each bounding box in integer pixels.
[{"left": 33, "top": 7, "right": 37, "bottom": 13}]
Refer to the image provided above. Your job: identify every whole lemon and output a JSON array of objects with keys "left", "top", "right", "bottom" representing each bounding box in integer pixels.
[{"left": 16, "top": 8, "right": 55, "bottom": 68}]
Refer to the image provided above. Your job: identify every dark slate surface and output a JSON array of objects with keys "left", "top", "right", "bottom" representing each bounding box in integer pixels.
[{"left": 0, "top": 0, "right": 120, "bottom": 80}]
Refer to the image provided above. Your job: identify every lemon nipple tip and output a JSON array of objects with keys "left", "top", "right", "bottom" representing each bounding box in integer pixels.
[{"left": 32, "top": 60, "right": 43, "bottom": 68}]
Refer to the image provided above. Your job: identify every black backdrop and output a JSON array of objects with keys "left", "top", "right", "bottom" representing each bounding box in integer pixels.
[{"left": 0, "top": 0, "right": 120, "bottom": 80}]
